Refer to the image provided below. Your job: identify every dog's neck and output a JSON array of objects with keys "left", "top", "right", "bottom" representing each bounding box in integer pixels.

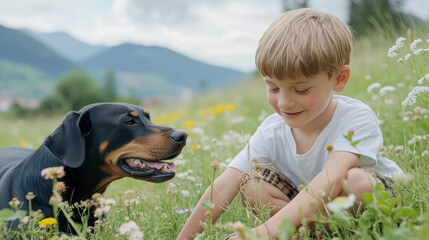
[{"left": 18, "top": 145, "right": 64, "bottom": 205}]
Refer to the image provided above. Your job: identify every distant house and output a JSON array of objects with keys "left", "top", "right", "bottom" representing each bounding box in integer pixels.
[
  {"left": 0, "top": 98, "right": 40, "bottom": 112},
  {"left": 17, "top": 99, "right": 40, "bottom": 110},
  {"left": 0, "top": 98, "right": 16, "bottom": 112}
]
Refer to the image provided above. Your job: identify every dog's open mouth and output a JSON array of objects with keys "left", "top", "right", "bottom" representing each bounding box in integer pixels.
[{"left": 118, "top": 157, "right": 176, "bottom": 182}]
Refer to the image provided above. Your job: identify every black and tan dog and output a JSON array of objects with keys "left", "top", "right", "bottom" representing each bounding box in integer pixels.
[{"left": 0, "top": 102, "right": 187, "bottom": 232}]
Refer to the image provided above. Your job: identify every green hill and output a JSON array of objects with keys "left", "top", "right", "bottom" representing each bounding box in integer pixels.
[
  {"left": 0, "top": 25, "right": 75, "bottom": 77},
  {"left": 79, "top": 43, "right": 246, "bottom": 94}
]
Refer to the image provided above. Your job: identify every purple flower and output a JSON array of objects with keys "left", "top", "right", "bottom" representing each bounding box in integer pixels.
[{"left": 175, "top": 208, "right": 193, "bottom": 214}]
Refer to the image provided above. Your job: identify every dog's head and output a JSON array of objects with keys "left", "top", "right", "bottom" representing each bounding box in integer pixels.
[{"left": 44, "top": 103, "right": 187, "bottom": 187}]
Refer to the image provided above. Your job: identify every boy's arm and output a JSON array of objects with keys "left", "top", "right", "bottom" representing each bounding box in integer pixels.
[
  {"left": 176, "top": 167, "right": 243, "bottom": 240},
  {"left": 252, "top": 151, "right": 359, "bottom": 238}
]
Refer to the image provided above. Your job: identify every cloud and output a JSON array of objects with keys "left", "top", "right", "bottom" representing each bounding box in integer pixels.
[
  {"left": 0, "top": 0, "right": 427, "bottom": 72},
  {"left": 109, "top": 0, "right": 281, "bottom": 71}
]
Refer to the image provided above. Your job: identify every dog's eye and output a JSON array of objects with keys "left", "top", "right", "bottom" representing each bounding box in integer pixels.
[{"left": 124, "top": 119, "right": 137, "bottom": 125}]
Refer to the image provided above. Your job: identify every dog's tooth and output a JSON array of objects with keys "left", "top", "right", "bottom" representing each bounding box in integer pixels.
[
  {"left": 141, "top": 162, "right": 146, "bottom": 168},
  {"left": 133, "top": 159, "right": 140, "bottom": 166},
  {"left": 162, "top": 164, "right": 168, "bottom": 172}
]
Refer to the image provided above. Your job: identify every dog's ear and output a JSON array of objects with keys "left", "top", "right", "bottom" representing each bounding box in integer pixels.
[{"left": 44, "top": 110, "right": 93, "bottom": 168}]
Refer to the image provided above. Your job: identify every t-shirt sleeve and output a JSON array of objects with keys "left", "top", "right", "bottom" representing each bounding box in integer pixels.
[
  {"left": 228, "top": 126, "right": 274, "bottom": 174},
  {"left": 332, "top": 108, "right": 383, "bottom": 167}
]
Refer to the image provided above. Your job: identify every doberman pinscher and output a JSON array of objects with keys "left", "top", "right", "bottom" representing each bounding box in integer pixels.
[{"left": 0, "top": 102, "right": 187, "bottom": 232}]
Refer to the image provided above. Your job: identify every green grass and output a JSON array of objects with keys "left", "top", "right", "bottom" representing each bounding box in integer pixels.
[{"left": 1, "top": 32, "right": 429, "bottom": 239}]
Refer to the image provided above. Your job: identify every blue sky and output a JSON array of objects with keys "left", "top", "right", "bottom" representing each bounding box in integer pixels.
[{"left": 0, "top": 0, "right": 427, "bottom": 72}]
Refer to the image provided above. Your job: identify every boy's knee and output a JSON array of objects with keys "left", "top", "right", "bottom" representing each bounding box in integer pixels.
[
  {"left": 346, "top": 168, "right": 377, "bottom": 195},
  {"left": 240, "top": 178, "right": 290, "bottom": 211},
  {"left": 240, "top": 178, "right": 264, "bottom": 207}
]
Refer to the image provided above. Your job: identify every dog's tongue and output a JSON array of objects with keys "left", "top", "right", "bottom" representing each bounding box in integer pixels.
[
  {"left": 126, "top": 159, "right": 176, "bottom": 172},
  {"left": 145, "top": 161, "right": 176, "bottom": 172}
]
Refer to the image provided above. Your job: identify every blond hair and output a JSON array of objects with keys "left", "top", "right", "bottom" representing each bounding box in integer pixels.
[{"left": 255, "top": 8, "right": 352, "bottom": 79}]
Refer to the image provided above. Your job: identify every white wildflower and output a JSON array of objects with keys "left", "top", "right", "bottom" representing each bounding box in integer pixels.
[
  {"left": 230, "top": 116, "right": 246, "bottom": 124},
  {"left": 105, "top": 198, "right": 116, "bottom": 205},
  {"left": 408, "top": 135, "right": 422, "bottom": 145},
  {"left": 397, "top": 82, "right": 405, "bottom": 88},
  {"left": 365, "top": 75, "right": 372, "bottom": 81},
  {"left": 403, "top": 116, "right": 410, "bottom": 122},
  {"left": 327, "top": 194, "right": 356, "bottom": 213},
  {"left": 410, "top": 39, "right": 422, "bottom": 51},
  {"left": 417, "top": 73, "right": 429, "bottom": 85},
  {"left": 391, "top": 173, "right": 413, "bottom": 184},
  {"left": 367, "top": 83, "right": 381, "bottom": 93},
  {"left": 129, "top": 231, "right": 144, "bottom": 240},
  {"left": 402, "top": 86, "right": 429, "bottom": 107},
  {"left": 414, "top": 49, "right": 423, "bottom": 55},
  {"left": 397, "top": 57, "right": 403, "bottom": 63},
  {"left": 119, "top": 220, "right": 140, "bottom": 234},
  {"left": 41, "top": 166, "right": 66, "bottom": 180},
  {"left": 189, "top": 127, "right": 205, "bottom": 136},
  {"left": 94, "top": 208, "right": 104, "bottom": 218},
  {"left": 379, "top": 86, "right": 396, "bottom": 96},
  {"left": 404, "top": 53, "right": 412, "bottom": 61},
  {"left": 395, "top": 37, "right": 406, "bottom": 48},
  {"left": 387, "top": 45, "right": 398, "bottom": 58},
  {"left": 119, "top": 220, "right": 143, "bottom": 240},
  {"left": 181, "top": 190, "right": 190, "bottom": 197},
  {"left": 22, "top": 216, "right": 29, "bottom": 224}
]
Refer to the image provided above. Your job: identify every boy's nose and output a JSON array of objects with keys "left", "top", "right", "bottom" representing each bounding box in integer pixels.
[{"left": 278, "top": 92, "right": 295, "bottom": 109}]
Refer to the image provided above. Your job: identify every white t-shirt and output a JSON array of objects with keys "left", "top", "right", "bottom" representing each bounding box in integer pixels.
[{"left": 229, "top": 95, "right": 403, "bottom": 187}]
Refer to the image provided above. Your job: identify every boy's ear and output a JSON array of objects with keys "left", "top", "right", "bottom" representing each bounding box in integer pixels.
[{"left": 334, "top": 65, "right": 350, "bottom": 92}]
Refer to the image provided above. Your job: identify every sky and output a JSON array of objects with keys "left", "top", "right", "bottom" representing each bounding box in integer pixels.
[{"left": 0, "top": 0, "right": 428, "bottom": 72}]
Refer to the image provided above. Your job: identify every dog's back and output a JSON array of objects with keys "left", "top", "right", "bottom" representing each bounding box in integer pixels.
[{"left": 0, "top": 147, "right": 35, "bottom": 208}]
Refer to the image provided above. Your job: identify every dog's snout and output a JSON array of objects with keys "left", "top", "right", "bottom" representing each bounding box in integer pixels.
[{"left": 170, "top": 130, "right": 188, "bottom": 145}]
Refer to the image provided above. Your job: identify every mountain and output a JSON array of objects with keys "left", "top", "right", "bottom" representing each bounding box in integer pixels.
[
  {"left": 0, "top": 25, "right": 75, "bottom": 77},
  {"left": 80, "top": 43, "right": 245, "bottom": 94},
  {"left": 20, "top": 29, "right": 107, "bottom": 62},
  {"left": 0, "top": 25, "right": 247, "bottom": 100}
]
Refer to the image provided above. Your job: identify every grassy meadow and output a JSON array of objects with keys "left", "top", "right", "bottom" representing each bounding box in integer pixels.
[{"left": 1, "top": 31, "right": 429, "bottom": 239}]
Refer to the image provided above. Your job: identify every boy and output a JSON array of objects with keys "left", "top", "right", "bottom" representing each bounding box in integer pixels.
[{"left": 176, "top": 8, "right": 403, "bottom": 240}]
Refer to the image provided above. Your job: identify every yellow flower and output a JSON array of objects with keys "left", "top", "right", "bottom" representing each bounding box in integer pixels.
[
  {"left": 20, "top": 140, "right": 28, "bottom": 148},
  {"left": 224, "top": 103, "right": 236, "bottom": 111},
  {"left": 39, "top": 217, "right": 57, "bottom": 228},
  {"left": 327, "top": 194, "right": 356, "bottom": 213},
  {"left": 183, "top": 120, "right": 196, "bottom": 128},
  {"left": 326, "top": 144, "right": 333, "bottom": 152},
  {"left": 191, "top": 144, "right": 199, "bottom": 152},
  {"left": 198, "top": 109, "right": 206, "bottom": 116}
]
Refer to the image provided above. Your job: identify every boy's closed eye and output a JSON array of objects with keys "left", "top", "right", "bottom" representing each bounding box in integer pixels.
[
  {"left": 294, "top": 88, "right": 310, "bottom": 94},
  {"left": 267, "top": 87, "right": 279, "bottom": 93}
]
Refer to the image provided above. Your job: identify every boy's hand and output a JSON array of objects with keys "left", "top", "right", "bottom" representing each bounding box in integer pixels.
[{"left": 176, "top": 167, "right": 243, "bottom": 240}]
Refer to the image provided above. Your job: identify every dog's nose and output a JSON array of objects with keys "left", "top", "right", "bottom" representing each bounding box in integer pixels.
[{"left": 170, "top": 130, "right": 188, "bottom": 145}]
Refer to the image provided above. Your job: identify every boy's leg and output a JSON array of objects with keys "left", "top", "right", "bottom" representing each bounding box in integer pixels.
[
  {"left": 344, "top": 166, "right": 397, "bottom": 199},
  {"left": 240, "top": 167, "right": 299, "bottom": 217}
]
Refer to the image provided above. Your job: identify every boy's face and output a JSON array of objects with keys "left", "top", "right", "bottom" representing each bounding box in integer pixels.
[{"left": 264, "top": 70, "right": 347, "bottom": 132}]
